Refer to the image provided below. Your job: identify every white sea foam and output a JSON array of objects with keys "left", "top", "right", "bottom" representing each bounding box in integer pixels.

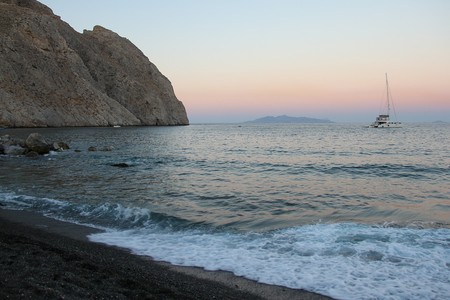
[
  {"left": 0, "top": 191, "right": 156, "bottom": 229},
  {"left": 79, "top": 203, "right": 150, "bottom": 221},
  {"left": 0, "top": 191, "right": 68, "bottom": 208},
  {"left": 0, "top": 199, "right": 448, "bottom": 297},
  {"left": 89, "top": 223, "right": 450, "bottom": 300}
]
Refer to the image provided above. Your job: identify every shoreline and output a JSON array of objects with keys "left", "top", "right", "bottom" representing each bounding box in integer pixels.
[{"left": 0, "top": 208, "right": 332, "bottom": 299}]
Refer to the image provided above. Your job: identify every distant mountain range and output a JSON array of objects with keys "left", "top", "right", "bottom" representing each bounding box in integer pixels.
[{"left": 246, "top": 115, "right": 333, "bottom": 124}]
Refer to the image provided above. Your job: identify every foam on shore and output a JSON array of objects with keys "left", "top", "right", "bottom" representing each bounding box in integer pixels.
[
  {"left": 90, "top": 223, "right": 450, "bottom": 300},
  {"left": 0, "top": 208, "right": 331, "bottom": 300}
]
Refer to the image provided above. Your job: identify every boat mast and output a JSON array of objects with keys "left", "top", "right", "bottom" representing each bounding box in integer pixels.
[{"left": 385, "top": 73, "right": 390, "bottom": 116}]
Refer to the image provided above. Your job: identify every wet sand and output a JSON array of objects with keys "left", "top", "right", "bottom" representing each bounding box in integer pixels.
[{"left": 0, "top": 209, "right": 332, "bottom": 299}]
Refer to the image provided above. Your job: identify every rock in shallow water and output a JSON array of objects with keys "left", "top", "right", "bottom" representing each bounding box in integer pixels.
[
  {"left": 51, "top": 142, "right": 70, "bottom": 152},
  {"left": 1, "top": 133, "right": 70, "bottom": 156},
  {"left": 25, "top": 151, "right": 39, "bottom": 158},
  {"left": 3, "top": 144, "right": 27, "bottom": 156},
  {"left": 111, "top": 163, "right": 130, "bottom": 168},
  {"left": 25, "top": 133, "right": 51, "bottom": 154}
]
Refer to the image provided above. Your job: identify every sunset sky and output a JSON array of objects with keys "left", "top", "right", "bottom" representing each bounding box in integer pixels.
[{"left": 40, "top": 0, "right": 450, "bottom": 123}]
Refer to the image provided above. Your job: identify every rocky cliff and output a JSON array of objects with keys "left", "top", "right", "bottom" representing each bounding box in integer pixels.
[{"left": 0, "top": 0, "right": 189, "bottom": 127}]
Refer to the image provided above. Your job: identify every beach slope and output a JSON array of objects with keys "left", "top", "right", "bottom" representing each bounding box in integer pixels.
[{"left": 0, "top": 209, "right": 332, "bottom": 299}]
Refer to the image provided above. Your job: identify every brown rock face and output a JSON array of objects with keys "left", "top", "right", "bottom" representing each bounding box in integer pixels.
[{"left": 0, "top": 0, "right": 189, "bottom": 127}]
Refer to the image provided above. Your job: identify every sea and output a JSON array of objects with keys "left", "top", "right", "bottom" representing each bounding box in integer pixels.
[{"left": 1, "top": 123, "right": 449, "bottom": 300}]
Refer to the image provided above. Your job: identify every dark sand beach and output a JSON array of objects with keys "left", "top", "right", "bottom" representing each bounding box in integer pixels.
[{"left": 0, "top": 209, "right": 332, "bottom": 299}]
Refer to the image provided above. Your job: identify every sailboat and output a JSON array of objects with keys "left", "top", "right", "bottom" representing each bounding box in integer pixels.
[{"left": 369, "top": 73, "right": 401, "bottom": 128}]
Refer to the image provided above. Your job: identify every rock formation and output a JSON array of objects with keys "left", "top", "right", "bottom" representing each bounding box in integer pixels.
[
  {"left": 0, "top": 0, "right": 189, "bottom": 127},
  {"left": 1, "top": 133, "right": 69, "bottom": 155}
]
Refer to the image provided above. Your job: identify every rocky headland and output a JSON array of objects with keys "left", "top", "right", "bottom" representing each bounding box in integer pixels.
[{"left": 0, "top": 0, "right": 189, "bottom": 127}]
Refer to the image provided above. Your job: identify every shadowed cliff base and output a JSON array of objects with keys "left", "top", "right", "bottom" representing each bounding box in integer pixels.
[{"left": 0, "top": 0, "right": 189, "bottom": 127}]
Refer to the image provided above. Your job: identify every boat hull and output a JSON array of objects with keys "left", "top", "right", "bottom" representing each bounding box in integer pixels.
[{"left": 368, "top": 122, "right": 401, "bottom": 128}]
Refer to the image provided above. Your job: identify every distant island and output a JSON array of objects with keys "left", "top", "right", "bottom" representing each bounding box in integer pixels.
[{"left": 246, "top": 115, "right": 333, "bottom": 124}]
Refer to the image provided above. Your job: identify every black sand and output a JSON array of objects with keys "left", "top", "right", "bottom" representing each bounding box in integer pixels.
[{"left": 0, "top": 209, "right": 332, "bottom": 299}]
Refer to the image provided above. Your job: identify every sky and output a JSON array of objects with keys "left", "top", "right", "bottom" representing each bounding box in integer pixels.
[{"left": 39, "top": 0, "right": 450, "bottom": 123}]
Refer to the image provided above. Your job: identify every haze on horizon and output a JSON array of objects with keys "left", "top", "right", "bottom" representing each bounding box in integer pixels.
[{"left": 40, "top": 0, "right": 450, "bottom": 123}]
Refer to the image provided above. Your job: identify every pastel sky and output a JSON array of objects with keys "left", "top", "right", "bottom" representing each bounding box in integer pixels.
[{"left": 40, "top": 0, "right": 450, "bottom": 123}]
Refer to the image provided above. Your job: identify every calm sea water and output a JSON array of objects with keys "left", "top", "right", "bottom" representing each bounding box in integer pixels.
[{"left": 1, "top": 123, "right": 449, "bottom": 299}]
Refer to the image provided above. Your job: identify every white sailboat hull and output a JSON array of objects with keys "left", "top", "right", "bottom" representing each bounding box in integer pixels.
[{"left": 368, "top": 121, "right": 402, "bottom": 128}]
